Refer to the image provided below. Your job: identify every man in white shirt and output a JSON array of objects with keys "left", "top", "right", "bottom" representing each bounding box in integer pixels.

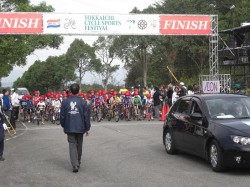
[{"left": 11, "top": 88, "right": 20, "bottom": 121}]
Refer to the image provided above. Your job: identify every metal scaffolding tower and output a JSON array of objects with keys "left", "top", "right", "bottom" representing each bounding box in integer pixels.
[
  {"left": 200, "top": 15, "right": 231, "bottom": 93},
  {"left": 209, "top": 15, "right": 219, "bottom": 76}
]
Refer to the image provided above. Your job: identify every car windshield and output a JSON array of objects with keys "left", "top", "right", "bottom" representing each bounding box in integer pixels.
[
  {"left": 17, "top": 89, "right": 29, "bottom": 95},
  {"left": 205, "top": 97, "right": 250, "bottom": 119}
]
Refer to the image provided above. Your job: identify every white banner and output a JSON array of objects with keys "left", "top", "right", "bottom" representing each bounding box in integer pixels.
[
  {"left": 43, "top": 13, "right": 160, "bottom": 35},
  {"left": 202, "top": 81, "right": 220, "bottom": 93}
]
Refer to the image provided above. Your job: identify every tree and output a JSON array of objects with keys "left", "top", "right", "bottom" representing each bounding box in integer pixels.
[
  {"left": 112, "top": 35, "right": 155, "bottom": 87},
  {"left": 93, "top": 36, "right": 120, "bottom": 90},
  {"left": 66, "top": 39, "right": 101, "bottom": 89},
  {"left": 13, "top": 55, "right": 76, "bottom": 94},
  {"left": 0, "top": 0, "right": 63, "bottom": 79}
]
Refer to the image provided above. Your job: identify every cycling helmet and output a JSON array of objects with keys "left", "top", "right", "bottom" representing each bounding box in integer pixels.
[
  {"left": 146, "top": 93, "right": 151, "bottom": 99},
  {"left": 125, "top": 91, "right": 131, "bottom": 96}
]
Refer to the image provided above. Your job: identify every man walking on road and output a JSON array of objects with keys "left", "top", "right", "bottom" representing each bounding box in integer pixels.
[{"left": 60, "top": 83, "right": 91, "bottom": 173}]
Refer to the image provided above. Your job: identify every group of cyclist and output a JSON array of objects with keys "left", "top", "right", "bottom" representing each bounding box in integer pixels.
[
  {"left": 88, "top": 88, "right": 154, "bottom": 122},
  {"left": 18, "top": 85, "right": 159, "bottom": 124},
  {"left": 20, "top": 91, "right": 63, "bottom": 125}
]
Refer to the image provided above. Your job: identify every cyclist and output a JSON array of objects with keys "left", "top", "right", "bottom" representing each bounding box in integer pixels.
[
  {"left": 37, "top": 96, "right": 46, "bottom": 125},
  {"left": 110, "top": 91, "right": 121, "bottom": 106},
  {"left": 145, "top": 93, "right": 154, "bottom": 120},
  {"left": 90, "top": 90, "right": 95, "bottom": 99},
  {"left": 53, "top": 95, "right": 61, "bottom": 109},
  {"left": 26, "top": 94, "right": 34, "bottom": 123},
  {"left": 33, "top": 90, "right": 40, "bottom": 106},
  {"left": 52, "top": 95, "right": 61, "bottom": 122},
  {"left": 132, "top": 91, "right": 142, "bottom": 120},
  {"left": 122, "top": 91, "right": 132, "bottom": 120}
]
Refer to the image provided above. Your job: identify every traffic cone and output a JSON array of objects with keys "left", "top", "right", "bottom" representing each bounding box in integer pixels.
[{"left": 161, "top": 105, "right": 167, "bottom": 121}]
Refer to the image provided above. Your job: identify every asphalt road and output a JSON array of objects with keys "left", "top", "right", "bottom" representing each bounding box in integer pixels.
[{"left": 1, "top": 120, "right": 250, "bottom": 187}]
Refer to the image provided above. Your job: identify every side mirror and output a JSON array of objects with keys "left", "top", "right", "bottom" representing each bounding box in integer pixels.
[{"left": 190, "top": 113, "right": 203, "bottom": 120}]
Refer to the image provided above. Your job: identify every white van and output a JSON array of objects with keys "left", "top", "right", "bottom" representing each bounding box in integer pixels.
[{"left": 11, "top": 87, "right": 30, "bottom": 100}]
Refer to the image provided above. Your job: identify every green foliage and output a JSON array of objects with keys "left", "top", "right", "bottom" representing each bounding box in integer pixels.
[
  {"left": 0, "top": 0, "right": 63, "bottom": 79},
  {"left": 93, "top": 36, "right": 120, "bottom": 89},
  {"left": 13, "top": 55, "right": 76, "bottom": 94},
  {"left": 66, "top": 39, "right": 101, "bottom": 88}
]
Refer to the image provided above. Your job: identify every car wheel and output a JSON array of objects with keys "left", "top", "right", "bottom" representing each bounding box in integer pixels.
[
  {"left": 164, "top": 130, "right": 177, "bottom": 154},
  {"left": 209, "top": 140, "right": 225, "bottom": 172}
]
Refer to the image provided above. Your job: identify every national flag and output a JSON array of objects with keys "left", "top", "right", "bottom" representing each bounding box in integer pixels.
[{"left": 47, "top": 19, "right": 60, "bottom": 28}]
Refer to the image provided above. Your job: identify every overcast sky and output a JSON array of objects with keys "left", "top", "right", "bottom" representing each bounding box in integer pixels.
[{"left": 1, "top": 0, "right": 158, "bottom": 87}]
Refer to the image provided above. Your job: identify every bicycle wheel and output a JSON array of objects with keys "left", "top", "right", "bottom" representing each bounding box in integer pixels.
[
  {"left": 115, "top": 111, "right": 119, "bottom": 122},
  {"left": 97, "top": 108, "right": 102, "bottom": 122}
]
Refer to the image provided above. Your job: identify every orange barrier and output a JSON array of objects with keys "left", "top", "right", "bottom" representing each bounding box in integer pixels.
[{"left": 161, "top": 105, "right": 169, "bottom": 121}]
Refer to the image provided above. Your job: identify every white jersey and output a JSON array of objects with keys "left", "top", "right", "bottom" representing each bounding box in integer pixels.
[
  {"left": 37, "top": 101, "right": 46, "bottom": 111},
  {"left": 53, "top": 100, "right": 61, "bottom": 108}
]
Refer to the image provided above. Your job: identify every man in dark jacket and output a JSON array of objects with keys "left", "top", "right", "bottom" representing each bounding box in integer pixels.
[
  {"left": 153, "top": 86, "right": 161, "bottom": 120},
  {"left": 0, "top": 97, "right": 6, "bottom": 161},
  {"left": 60, "top": 83, "right": 91, "bottom": 173}
]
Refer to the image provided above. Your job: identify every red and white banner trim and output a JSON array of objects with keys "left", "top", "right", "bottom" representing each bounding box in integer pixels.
[{"left": 0, "top": 13, "right": 43, "bottom": 34}]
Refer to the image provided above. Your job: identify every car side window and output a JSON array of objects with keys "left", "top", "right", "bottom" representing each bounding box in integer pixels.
[
  {"left": 177, "top": 99, "right": 191, "bottom": 114},
  {"left": 170, "top": 99, "right": 179, "bottom": 113},
  {"left": 191, "top": 101, "right": 202, "bottom": 114},
  {"left": 190, "top": 100, "right": 203, "bottom": 126}
]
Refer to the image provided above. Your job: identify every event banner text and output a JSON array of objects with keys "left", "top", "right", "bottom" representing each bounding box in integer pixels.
[{"left": 0, "top": 13, "right": 211, "bottom": 35}]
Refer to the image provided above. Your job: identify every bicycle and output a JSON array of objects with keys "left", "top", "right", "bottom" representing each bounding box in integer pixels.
[
  {"left": 114, "top": 104, "right": 120, "bottom": 122},
  {"left": 133, "top": 104, "right": 141, "bottom": 121},
  {"left": 52, "top": 107, "right": 60, "bottom": 125},
  {"left": 35, "top": 108, "right": 42, "bottom": 126}
]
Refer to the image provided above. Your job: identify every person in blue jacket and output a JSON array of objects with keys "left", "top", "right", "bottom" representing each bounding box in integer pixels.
[{"left": 60, "top": 83, "right": 91, "bottom": 173}]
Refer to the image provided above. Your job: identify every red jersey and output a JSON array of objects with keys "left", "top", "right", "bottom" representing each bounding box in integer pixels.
[{"left": 33, "top": 96, "right": 40, "bottom": 106}]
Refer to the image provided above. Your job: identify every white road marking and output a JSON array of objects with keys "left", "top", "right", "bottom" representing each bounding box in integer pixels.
[{"left": 5, "top": 122, "right": 28, "bottom": 141}]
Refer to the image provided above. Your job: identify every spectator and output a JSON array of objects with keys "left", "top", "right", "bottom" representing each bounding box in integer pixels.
[
  {"left": 119, "top": 85, "right": 128, "bottom": 94},
  {"left": 153, "top": 86, "right": 161, "bottom": 120},
  {"left": 235, "top": 88, "right": 244, "bottom": 95},
  {"left": 193, "top": 84, "right": 200, "bottom": 94},
  {"left": 172, "top": 86, "right": 180, "bottom": 105},
  {"left": 159, "top": 85, "right": 167, "bottom": 106},
  {"left": 2, "top": 89, "right": 15, "bottom": 129},
  {"left": 166, "top": 84, "right": 174, "bottom": 107},
  {"left": 11, "top": 88, "right": 20, "bottom": 121},
  {"left": 187, "top": 85, "right": 194, "bottom": 95},
  {"left": 178, "top": 82, "right": 187, "bottom": 97}
]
